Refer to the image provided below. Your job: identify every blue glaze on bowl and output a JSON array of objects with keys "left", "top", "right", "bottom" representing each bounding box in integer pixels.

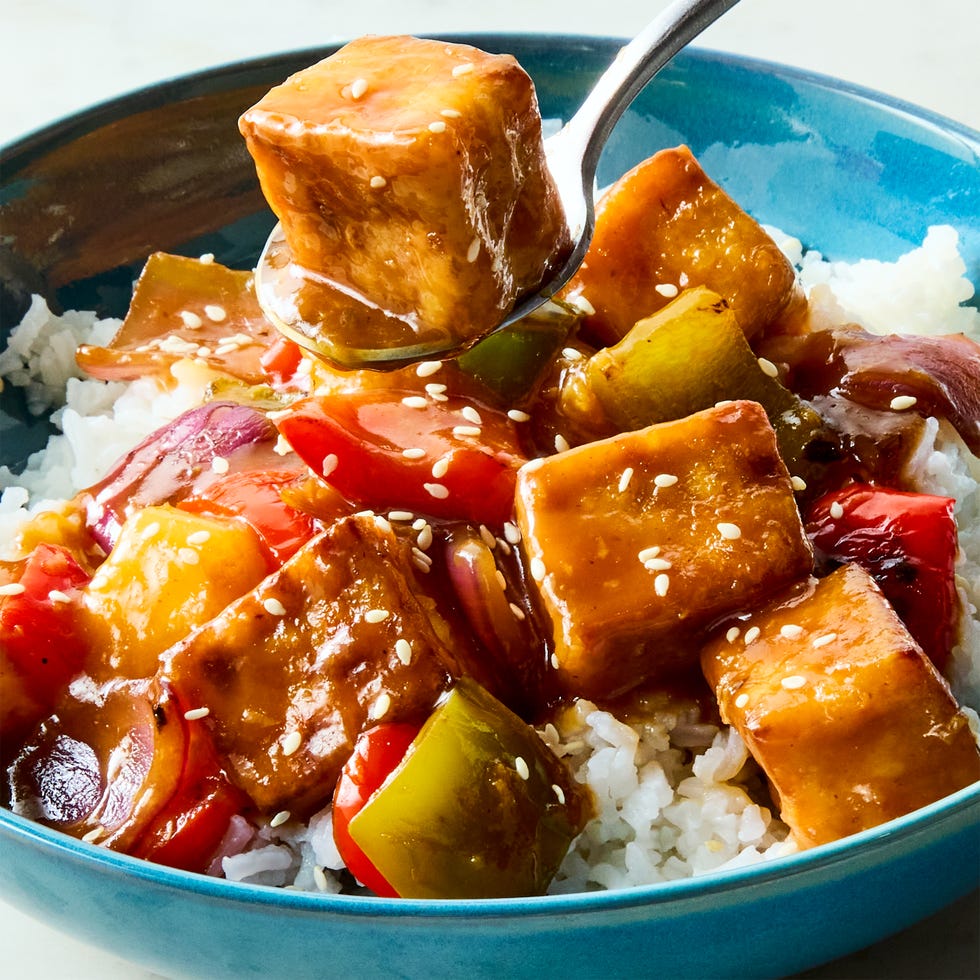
[{"left": 1, "top": 34, "right": 978, "bottom": 979}]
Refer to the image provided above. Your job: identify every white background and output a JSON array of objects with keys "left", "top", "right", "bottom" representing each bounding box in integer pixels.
[{"left": 2, "top": 0, "right": 978, "bottom": 976}]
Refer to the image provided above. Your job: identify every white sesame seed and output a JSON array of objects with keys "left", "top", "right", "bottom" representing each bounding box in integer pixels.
[
  {"left": 734, "top": 693, "right": 750, "bottom": 709},
  {"left": 313, "top": 866, "right": 329, "bottom": 891},
  {"left": 638, "top": 546, "right": 662, "bottom": 563},
  {"left": 829, "top": 501, "right": 845, "bottom": 519},
  {"left": 453, "top": 425, "right": 482, "bottom": 438},
  {"left": 479, "top": 525, "right": 497, "bottom": 549},
  {"left": 574, "top": 294, "right": 596, "bottom": 316},
  {"left": 263, "top": 597, "right": 288, "bottom": 616},
  {"left": 515, "top": 756, "right": 530, "bottom": 780},
  {"left": 187, "top": 530, "right": 211, "bottom": 546},
  {"left": 322, "top": 453, "right": 339, "bottom": 477},
  {"left": 425, "top": 383, "right": 448, "bottom": 397},
  {"left": 395, "top": 638, "right": 413, "bottom": 665},
  {"left": 757, "top": 357, "right": 779, "bottom": 378},
  {"left": 350, "top": 77, "right": 369, "bottom": 99},
  {"left": 503, "top": 522, "right": 522, "bottom": 545},
  {"left": 781, "top": 675, "right": 807, "bottom": 690},
  {"left": 430, "top": 457, "right": 450, "bottom": 480},
  {"left": 466, "top": 237, "right": 481, "bottom": 263},
  {"left": 270, "top": 810, "right": 291, "bottom": 828},
  {"left": 373, "top": 516, "right": 393, "bottom": 534},
  {"left": 388, "top": 510, "right": 415, "bottom": 522},
  {"left": 561, "top": 346, "right": 584, "bottom": 361},
  {"left": 211, "top": 456, "right": 229, "bottom": 474},
  {"left": 183, "top": 706, "right": 210, "bottom": 721},
  {"left": 494, "top": 569, "right": 507, "bottom": 591},
  {"left": 81, "top": 826, "right": 105, "bottom": 844},
  {"left": 47, "top": 589, "right": 71, "bottom": 604},
  {"left": 678, "top": 272, "right": 690, "bottom": 286},
  {"left": 416, "top": 360, "right": 443, "bottom": 377},
  {"left": 554, "top": 434, "right": 571, "bottom": 453},
  {"left": 365, "top": 609, "right": 390, "bottom": 624},
  {"left": 618, "top": 467, "right": 634, "bottom": 492},
  {"left": 654, "top": 573, "right": 670, "bottom": 597},
  {"left": 714, "top": 399, "right": 735, "bottom": 408},
  {"left": 507, "top": 409, "right": 530, "bottom": 422},
  {"left": 142, "top": 521, "right": 161, "bottom": 539},
  {"left": 726, "top": 626, "right": 741, "bottom": 643},
  {"left": 402, "top": 447, "right": 426, "bottom": 459},
  {"left": 744, "top": 626, "right": 761, "bottom": 644},
  {"left": 198, "top": 252, "right": 215, "bottom": 264},
  {"left": 890, "top": 395, "right": 918, "bottom": 411},
  {"left": 372, "top": 692, "right": 392, "bottom": 719},
  {"left": 204, "top": 304, "right": 226, "bottom": 323},
  {"left": 644, "top": 557, "right": 673, "bottom": 572},
  {"left": 369, "top": 175, "right": 387, "bottom": 189},
  {"left": 550, "top": 652, "right": 560, "bottom": 669},
  {"left": 402, "top": 395, "right": 428, "bottom": 409},
  {"left": 213, "top": 342, "right": 241, "bottom": 357},
  {"left": 179, "top": 310, "right": 203, "bottom": 329},
  {"left": 452, "top": 63, "right": 474, "bottom": 76},
  {"left": 510, "top": 602, "right": 526, "bottom": 620},
  {"left": 552, "top": 783, "right": 566, "bottom": 804},
  {"left": 496, "top": 538, "right": 512, "bottom": 556},
  {"left": 531, "top": 557, "right": 547, "bottom": 582},
  {"left": 780, "top": 624, "right": 804, "bottom": 639},
  {"left": 0, "top": 582, "right": 26, "bottom": 597},
  {"left": 428, "top": 120, "right": 447, "bottom": 134},
  {"left": 282, "top": 730, "right": 303, "bottom": 756},
  {"left": 440, "top": 108, "right": 462, "bottom": 118},
  {"left": 195, "top": 346, "right": 213, "bottom": 359},
  {"left": 424, "top": 482, "right": 450, "bottom": 499},
  {"left": 655, "top": 283, "right": 679, "bottom": 298},
  {"left": 461, "top": 405, "right": 483, "bottom": 425},
  {"left": 178, "top": 548, "right": 200, "bottom": 565},
  {"left": 355, "top": 510, "right": 376, "bottom": 518},
  {"left": 654, "top": 473, "right": 678, "bottom": 488},
  {"left": 790, "top": 476, "right": 808, "bottom": 492},
  {"left": 416, "top": 524, "right": 434, "bottom": 550},
  {"left": 717, "top": 522, "right": 742, "bottom": 540},
  {"left": 413, "top": 517, "right": 429, "bottom": 532},
  {"left": 812, "top": 632, "right": 838, "bottom": 648}
]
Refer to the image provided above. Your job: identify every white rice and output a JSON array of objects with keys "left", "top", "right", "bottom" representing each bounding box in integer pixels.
[{"left": 1, "top": 226, "right": 978, "bottom": 893}]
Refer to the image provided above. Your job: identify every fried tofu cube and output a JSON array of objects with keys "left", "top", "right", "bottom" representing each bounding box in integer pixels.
[
  {"left": 161, "top": 515, "right": 482, "bottom": 816},
  {"left": 562, "top": 145, "right": 805, "bottom": 345},
  {"left": 240, "top": 36, "right": 568, "bottom": 356},
  {"left": 515, "top": 400, "right": 812, "bottom": 699},
  {"left": 701, "top": 563, "right": 980, "bottom": 848}
]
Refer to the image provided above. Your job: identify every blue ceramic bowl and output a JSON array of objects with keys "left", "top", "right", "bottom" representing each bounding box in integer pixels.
[{"left": 1, "top": 35, "right": 978, "bottom": 980}]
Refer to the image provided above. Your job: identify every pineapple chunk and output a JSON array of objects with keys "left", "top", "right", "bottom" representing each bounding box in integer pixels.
[
  {"left": 240, "top": 36, "right": 568, "bottom": 358},
  {"left": 701, "top": 563, "right": 980, "bottom": 847},
  {"left": 562, "top": 145, "right": 805, "bottom": 345},
  {"left": 515, "top": 400, "right": 812, "bottom": 699}
]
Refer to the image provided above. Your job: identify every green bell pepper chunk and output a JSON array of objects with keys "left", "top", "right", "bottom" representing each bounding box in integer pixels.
[{"left": 348, "top": 678, "right": 590, "bottom": 899}]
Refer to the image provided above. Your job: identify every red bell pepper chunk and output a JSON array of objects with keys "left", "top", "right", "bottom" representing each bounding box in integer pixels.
[
  {"left": 277, "top": 391, "right": 527, "bottom": 526},
  {"left": 805, "top": 483, "right": 959, "bottom": 670},
  {"left": 332, "top": 723, "right": 420, "bottom": 897},
  {"left": 260, "top": 334, "right": 304, "bottom": 386},
  {"left": 1, "top": 543, "right": 91, "bottom": 705}
]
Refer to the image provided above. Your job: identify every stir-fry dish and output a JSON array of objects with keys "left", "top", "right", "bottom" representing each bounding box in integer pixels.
[{"left": 1, "top": 36, "right": 979, "bottom": 899}]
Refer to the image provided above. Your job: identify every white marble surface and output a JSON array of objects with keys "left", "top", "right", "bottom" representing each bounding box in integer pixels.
[{"left": 2, "top": 1, "right": 979, "bottom": 977}]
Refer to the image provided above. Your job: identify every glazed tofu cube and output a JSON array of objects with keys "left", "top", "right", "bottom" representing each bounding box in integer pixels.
[
  {"left": 701, "top": 563, "right": 980, "bottom": 847},
  {"left": 562, "top": 145, "right": 805, "bottom": 345},
  {"left": 162, "top": 515, "right": 479, "bottom": 816},
  {"left": 240, "top": 36, "right": 568, "bottom": 355},
  {"left": 515, "top": 400, "right": 812, "bottom": 699}
]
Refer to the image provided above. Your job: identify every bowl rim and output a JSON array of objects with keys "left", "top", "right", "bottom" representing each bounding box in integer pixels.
[{"left": 1, "top": 32, "right": 978, "bottom": 919}]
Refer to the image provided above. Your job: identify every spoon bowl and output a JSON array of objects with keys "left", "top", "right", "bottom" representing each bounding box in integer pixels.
[{"left": 254, "top": 0, "right": 741, "bottom": 368}]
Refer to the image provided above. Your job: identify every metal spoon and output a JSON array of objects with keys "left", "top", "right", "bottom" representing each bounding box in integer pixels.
[{"left": 255, "top": 0, "right": 741, "bottom": 368}]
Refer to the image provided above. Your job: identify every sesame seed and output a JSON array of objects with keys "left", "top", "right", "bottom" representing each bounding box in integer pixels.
[
  {"left": 466, "top": 238, "right": 481, "bottom": 263},
  {"left": 270, "top": 810, "right": 291, "bottom": 828},
  {"left": 214, "top": 342, "right": 241, "bottom": 357},
  {"left": 183, "top": 707, "right": 210, "bottom": 721},
  {"left": 178, "top": 548, "right": 200, "bottom": 565},
  {"left": 372, "top": 692, "right": 392, "bottom": 719},
  {"left": 790, "top": 476, "right": 808, "bottom": 492},
  {"left": 211, "top": 456, "right": 229, "bottom": 474},
  {"left": 195, "top": 346, "right": 213, "bottom": 359},
  {"left": 142, "top": 521, "right": 161, "bottom": 539},
  {"left": 644, "top": 557, "right": 672, "bottom": 572},
  {"left": 402, "top": 395, "right": 428, "bottom": 409},
  {"left": 552, "top": 783, "right": 566, "bottom": 804},
  {"left": 431, "top": 457, "right": 450, "bottom": 480},
  {"left": 495, "top": 569, "right": 507, "bottom": 591},
  {"left": 0, "top": 582, "right": 26, "bottom": 597},
  {"left": 412, "top": 517, "right": 428, "bottom": 532},
  {"left": 554, "top": 434, "right": 571, "bottom": 453},
  {"left": 47, "top": 589, "right": 71, "bottom": 604},
  {"left": 654, "top": 573, "right": 670, "bottom": 597},
  {"left": 198, "top": 253, "right": 215, "bottom": 264},
  {"left": 402, "top": 447, "right": 426, "bottom": 459},
  {"left": 717, "top": 522, "right": 742, "bottom": 540},
  {"left": 757, "top": 357, "right": 779, "bottom": 378},
  {"left": 369, "top": 175, "right": 387, "bottom": 189},
  {"left": 561, "top": 346, "right": 584, "bottom": 361},
  {"left": 829, "top": 501, "right": 845, "bottom": 519},
  {"left": 452, "top": 62, "right": 474, "bottom": 76},
  {"left": 510, "top": 602, "right": 526, "bottom": 620},
  {"left": 890, "top": 394, "right": 918, "bottom": 411},
  {"left": 187, "top": 530, "right": 211, "bottom": 546},
  {"left": 322, "top": 453, "right": 339, "bottom": 477},
  {"left": 479, "top": 525, "right": 497, "bottom": 549},
  {"left": 734, "top": 693, "right": 750, "bottom": 709},
  {"left": 282, "top": 730, "right": 303, "bottom": 756},
  {"left": 428, "top": 120, "right": 447, "bottom": 134},
  {"left": 655, "top": 283, "right": 679, "bottom": 298},
  {"left": 313, "top": 867, "right": 329, "bottom": 891},
  {"left": 416, "top": 524, "right": 434, "bottom": 550},
  {"left": 781, "top": 675, "right": 807, "bottom": 690},
  {"left": 618, "top": 467, "right": 634, "bottom": 492},
  {"left": 263, "top": 597, "right": 288, "bottom": 617},
  {"left": 574, "top": 294, "right": 596, "bottom": 316},
  {"left": 453, "top": 425, "right": 482, "bottom": 438},
  {"left": 82, "top": 826, "right": 105, "bottom": 844},
  {"left": 679, "top": 272, "right": 690, "bottom": 286},
  {"left": 638, "top": 546, "right": 662, "bottom": 563},
  {"left": 412, "top": 547, "right": 433, "bottom": 568},
  {"left": 416, "top": 360, "right": 443, "bottom": 377},
  {"left": 424, "top": 482, "right": 450, "bottom": 499},
  {"left": 744, "top": 626, "right": 761, "bottom": 644},
  {"left": 503, "top": 522, "right": 521, "bottom": 545},
  {"left": 726, "top": 626, "right": 741, "bottom": 643},
  {"left": 654, "top": 473, "right": 678, "bottom": 488},
  {"left": 274, "top": 434, "right": 293, "bottom": 456},
  {"left": 373, "top": 516, "right": 393, "bottom": 534},
  {"left": 440, "top": 108, "right": 462, "bottom": 118},
  {"left": 425, "top": 383, "right": 448, "bottom": 397},
  {"left": 388, "top": 510, "right": 415, "bottom": 522},
  {"left": 812, "top": 632, "right": 838, "bottom": 648},
  {"left": 496, "top": 538, "right": 512, "bottom": 556},
  {"left": 350, "top": 77, "right": 369, "bottom": 99},
  {"left": 395, "top": 638, "right": 413, "bottom": 665},
  {"left": 461, "top": 405, "right": 483, "bottom": 425},
  {"left": 507, "top": 409, "right": 530, "bottom": 422},
  {"left": 530, "top": 557, "right": 547, "bottom": 582},
  {"left": 515, "top": 756, "right": 530, "bottom": 780},
  {"left": 780, "top": 624, "right": 804, "bottom": 639},
  {"left": 550, "top": 652, "right": 560, "bottom": 669},
  {"left": 714, "top": 399, "right": 735, "bottom": 408},
  {"left": 365, "top": 609, "right": 390, "bottom": 624},
  {"left": 204, "top": 304, "right": 226, "bottom": 322},
  {"left": 179, "top": 310, "right": 203, "bottom": 329}
]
